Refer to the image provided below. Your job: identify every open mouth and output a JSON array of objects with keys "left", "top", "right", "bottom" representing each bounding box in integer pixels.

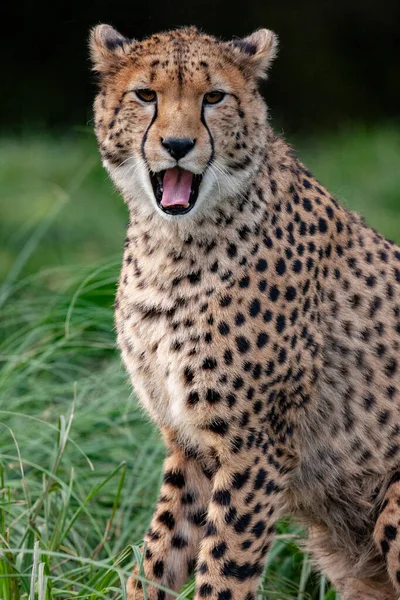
[{"left": 150, "top": 167, "right": 202, "bottom": 215}]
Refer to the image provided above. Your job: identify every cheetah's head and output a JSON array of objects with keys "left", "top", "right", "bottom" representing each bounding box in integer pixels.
[{"left": 90, "top": 26, "right": 278, "bottom": 221}]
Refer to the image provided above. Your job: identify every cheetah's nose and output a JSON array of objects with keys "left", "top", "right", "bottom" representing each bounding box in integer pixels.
[{"left": 161, "top": 137, "right": 196, "bottom": 160}]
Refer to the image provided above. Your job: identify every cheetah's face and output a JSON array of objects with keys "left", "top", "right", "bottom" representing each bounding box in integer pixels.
[{"left": 90, "top": 26, "right": 277, "bottom": 220}]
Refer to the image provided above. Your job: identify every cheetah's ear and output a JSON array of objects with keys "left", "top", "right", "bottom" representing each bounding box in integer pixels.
[
  {"left": 230, "top": 29, "right": 278, "bottom": 79},
  {"left": 89, "top": 24, "right": 131, "bottom": 73}
]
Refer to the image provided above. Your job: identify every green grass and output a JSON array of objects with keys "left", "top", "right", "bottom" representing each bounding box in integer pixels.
[{"left": 0, "top": 126, "right": 399, "bottom": 599}]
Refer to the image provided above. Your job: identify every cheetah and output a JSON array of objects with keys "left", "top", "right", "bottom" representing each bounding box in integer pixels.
[{"left": 90, "top": 24, "right": 400, "bottom": 600}]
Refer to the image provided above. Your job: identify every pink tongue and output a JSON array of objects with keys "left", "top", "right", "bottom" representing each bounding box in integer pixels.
[{"left": 161, "top": 167, "right": 193, "bottom": 208}]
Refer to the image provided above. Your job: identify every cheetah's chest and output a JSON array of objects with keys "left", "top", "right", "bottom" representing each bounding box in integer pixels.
[{"left": 116, "top": 296, "right": 208, "bottom": 447}]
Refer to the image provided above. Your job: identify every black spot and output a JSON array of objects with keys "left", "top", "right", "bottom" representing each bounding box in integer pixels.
[
  {"left": 158, "top": 510, "right": 175, "bottom": 530},
  {"left": 258, "top": 279, "right": 267, "bottom": 291},
  {"left": 256, "top": 258, "right": 268, "bottom": 272},
  {"left": 363, "top": 393, "right": 376, "bottom": 411},
  {"left": 318, "top": 218, "right": 328, "bottom": 233},
  {"left": 277, "top": 347, "right": 287, "bottom": 364},
  {"left": 184, "top": 367, "right": 194, "bottom": 384},
  {"left": 187, "top": 559, "right": 196, "bottom": 575},
  {"left": 257, "top": 332, "right": 269, "bottom": 348},
  {"left": 275, "top": 258, "right": 286, "bottom": 275},
  {"left": 217, "top": 591, "right": 232, "bottom": 600},
  {"left": 153, "top": 560, "right": 164, "bottom": 578},
  {"left": 378, "top": 409, "right": 390, "bottom": 425},
  {"left": 210, "top": 260, "right": 219, "bottom": 273},
  {"left": 325, "top": 206, "right": 334, "bottom": 219},
  {"left": 366, "top": 275, "right": 377, "bottom": 288},
  {"left": 233, "top": 376, "right": 244, "bottom": 390},
  {"left": 238, "top": 225, "right": 250, "bottom": 240},
  {"left": 145, "top": 547, "right": 153, "bottom": 560},
  {"left": 147, "top": 527, "right": 160, "bottom": 541},
  {"left": 188, "top": 270, "right": 202, "bottom": 284},
  {"left": 239, "top": 275, "right": 250, "bottom": 288},
  {"left": 203, "top": 357, "right": 217, "bottom": 370},
  {"left": 199, "top": 584, "right": 213, "bottom": 597},
  {"left": 253, "top": 400, "right": 262, "bottom": 413},
  {"left": 207, "top": 418, "right": 229, "bottom": 435},
  {"left": 224, "top": 349, "right": 233, "bottom": 365},
  {"left": 385, "top": 358, "right": 397, "bottom": 377},
  {"left": 276, "top": 315, "right": 286, "bottom": 333},
  {"left": 227, "top": 243, "right": 237, "bottom": 258},
  {"left": 234, "top": 512, "right": 252, "bottom": 533},
  {"left": 236, "top": 336, "right": 250, "bottom": 353},
  {"left": 163, "top": 470, "right": 185, "bottom": 488},
  {"left": 265, "top": 360, "right": 275, "bottom": 376},
  {"left": 226, "top": 394, "right": 236, "bottom": 408},
  {"left": 220, "top": 295, "right": 232, "bottom": 307},
  {"left": 264, "top": 310, "right": 273, "bottom": 322},
  {"left": 212, "top": 542, "right": 227, "bottom": 559},
  {"left": 251, "top": 520, "right": 266, "bottom": 538},
  {"left": 213, "top": 489, "right": 231, "bottom": 506},
  {"left": 285, "top": 286, "right": 297, "bottom": 301},
  {"left": 188, "top": 391, "right": 200, "bottom": 405},
  {"left": 232, "top": 470, "right": 250, "bottom": 489},
  {"left": 171, "top": 534, "right": 188, "bottom": 548},
  {"left": 254, "top": 468, "right": 266, "bottom": 490},
  {"left": 221, "top": 559, "right": 263, "bottom": 581},
  {"left": 206, "top": 388, "right": 222, "bottom": 404},
  {"left": 265, "top": 480, "right": 278, "bottom": 495},
  {"left": 235, "top": 312, "right": 246, "bottom": 326},
  {"left": 386, "top": 444, "right": 400, "bottom": 459},
  {"left": 384, "top": 524, "right": 398, "bottom": 542},
  {"left": 292, "top": 260, "right": 302, "bottom": 273},
  {"left": 387, "top": 386, "right": 396, "bottom": 400},
  {"left": 249, "top": 298, "right": 261, "bottom": 317},
  {"left": 182, "top": 492, "right": 195, "bottom": 505},
  {"left": 269, "top": 286, "right": 280, "bottom": 302},
  {"left": 190, "top": 509, "right": 207, "bottom": 527},
  {"left": 204, "top": 520, "right": 218, "bottom": 538},
  {"left": 225, "top": 506, "right": 237, "bottom": 524},
  {"left": 198, "top": 562, "right": 208, "bottom": 574}
]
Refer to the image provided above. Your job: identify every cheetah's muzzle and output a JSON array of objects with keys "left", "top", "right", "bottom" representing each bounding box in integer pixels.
[{"left": 150, "top": 166, "right": 203, "bottom": 215}]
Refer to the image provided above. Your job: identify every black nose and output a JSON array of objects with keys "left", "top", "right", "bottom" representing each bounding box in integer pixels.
[{"left": 161, "top": 137, "right": 196, "bottom": 160}]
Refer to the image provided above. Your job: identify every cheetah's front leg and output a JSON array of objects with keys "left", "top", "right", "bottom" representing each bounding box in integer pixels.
[
  {"left": 193, "top": 446, "right": 288, "bottom": 600},
  {"left": 127, "top": 429, "right": 213, "bottom": 600},
  {"left": 374, "top": 472, "right": 400, "bottom": 596}
]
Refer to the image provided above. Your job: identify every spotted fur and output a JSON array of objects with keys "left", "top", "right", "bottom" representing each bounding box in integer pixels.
[{"left": 90, "top": 24, "right": 400, "bottom": 600}]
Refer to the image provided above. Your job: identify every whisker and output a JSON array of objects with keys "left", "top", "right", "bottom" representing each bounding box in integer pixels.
[
  {"left": 211, "top": 162, "right": 250, "bottom": 204},
  {"left": 208, "top": 165, "right": 222, "bottom": 203},
  {"left": 115, "top": 156, "right": 136, "bottom": 169}
]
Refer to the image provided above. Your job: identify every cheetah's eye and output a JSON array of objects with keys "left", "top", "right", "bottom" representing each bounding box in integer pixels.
[
  {"left": 203, "top": 91, "right": 226, "bottom": 105},
  {"left": 135, "top": 89, "right": 157, "bottom": 103}
]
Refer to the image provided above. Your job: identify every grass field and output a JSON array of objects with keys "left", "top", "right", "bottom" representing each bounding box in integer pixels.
[{"left": 1, "top": 126, "right": 399, "bottom": 599}]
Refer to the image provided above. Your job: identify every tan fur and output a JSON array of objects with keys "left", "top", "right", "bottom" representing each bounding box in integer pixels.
[{"left": 90, "top": 25, "right": 400, "bottom": 600}]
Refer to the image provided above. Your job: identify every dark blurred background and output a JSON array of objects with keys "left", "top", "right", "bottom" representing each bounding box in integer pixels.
[{"left": 4, "top": 0, "right": 400, "bottom": 134}]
